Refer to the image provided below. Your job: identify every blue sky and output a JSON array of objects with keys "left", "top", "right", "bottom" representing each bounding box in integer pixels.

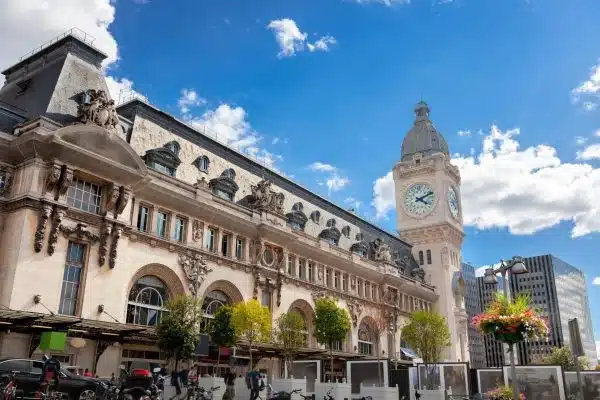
[{"left": 4, "top": 0, "right": 600, "bottom": 339}]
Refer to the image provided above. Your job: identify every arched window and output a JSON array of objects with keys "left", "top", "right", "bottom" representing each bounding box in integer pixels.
[
  {"left": 165, "top": 141, "right": 181, "bottom": 155},
  {"left": 201, "top": 290, "right": 231, "bottom": 330},
  {"left": 126, "top": 276, "right": 168, "bottom": 326},
  {"left": 418, "top": 251, "right": 424, "bottom": 266},
  {"left": 426, "top": 249, "right": 432, "bottom": 265},
  {"left": 195, "top": 156, "right": 210, "bottom": 172},
  {"left": 289, "top": 307, "right": 309, "bottom": 347},
  {"left": 358, "top": 323, "right": 373, "bottom": 355}
]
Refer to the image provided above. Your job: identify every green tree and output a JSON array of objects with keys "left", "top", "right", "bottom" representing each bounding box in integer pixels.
[
  {"left": 275, "top": 312, "right": 307, "bottom": 378},
  {"left": 401, "top": 310, "right": 450, "bottom": 389},
  {"left": 231, "top": 299, "right": 272, "bottom": 369},
  {"left": 313, "top": 297, "right": 351, "bottom": 381},
  {"left": 209, "top": 305, "right": 238, "bottom": 375},
  {"left": 156, "top": 295, "right": 204, "bottom": 370},
  {"left": 370, "top": 309, "right": 390, "bottom": 386},
  {"left": 541, "top": 347, "right": 589, "bottom": 371}
]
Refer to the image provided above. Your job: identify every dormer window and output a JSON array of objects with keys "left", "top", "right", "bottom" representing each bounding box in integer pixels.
[
  {"left": 143, "top": 142, "right": 182, "bottom": 177},
  {"left": 287, "top": 202, "right": 308, "bottom": 232},
  {"left": 165, "top": 141, "right": 181, "bottom": 155},
  {"left": 310, "top": 210, "right": 321, "bottom": 224},
  {"left": 209, "top": 169, "right": 239, "bottom": 202},
  {"left": 194, "top": 156, "right": 210, "bottom": 173}
]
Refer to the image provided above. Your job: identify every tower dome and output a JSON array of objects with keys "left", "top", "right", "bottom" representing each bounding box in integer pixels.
[{"left": 401, "top": 101, "right": 450, "bottom": 161}]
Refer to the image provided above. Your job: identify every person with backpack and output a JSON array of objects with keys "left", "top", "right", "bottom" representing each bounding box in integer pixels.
[{"left": 246, "top": 370, "right": 264, "bottom": 400}]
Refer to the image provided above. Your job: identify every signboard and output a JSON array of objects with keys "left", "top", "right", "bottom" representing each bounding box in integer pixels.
[
  {"left": 568, "top": 318, "right": 585, "bottom": 357},
  {"left": 39, "top": 331, "right": 67, "bottom": 351}
]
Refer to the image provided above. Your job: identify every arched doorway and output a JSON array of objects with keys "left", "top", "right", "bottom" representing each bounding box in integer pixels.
[
  {"left": 288, "top": 299, "right": 316, "bottom": 348},
  {"left": 358, "top": 317, "right": 375, "bottom": 356}
]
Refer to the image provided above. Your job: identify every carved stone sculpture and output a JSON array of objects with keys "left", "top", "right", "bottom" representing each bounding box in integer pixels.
[
  {"left": 109, "top": 224, "right": 123, "bottom": 269},
  {"left": 411, "top": 267, "right": 426, "bottom": 281},
  {"left": 57, "top": 167, "right": 73, "bottom": 198},
  {"left": 0, "top": 167, "right": 12, "bottom": 195},
  {"left": 251, "top": 239, "right": 264, "bottom": 265},
  {"left": 346, "top": 301, "right": 363, "bottom": 327},
  {"left": 276, "top": 273, "right": 283, "bottom": 307},
  {"left": 116, "top": 187, "right": 130, "bottom": 215},
  {"left": 248, "top": 179, "right": 284, "bottom": 214},
  {"left": 47, "top": 208, "right": 65, "bottom": 256},
  {"left": 178, "top": 252, "right": 213, "bottom": 296},
  {"left": 34, "top": 203, "right": 53, "bottom": 252},
  {"left": 98, "top": 221, "right": 112, "bottom": 266},
  {"left": 77, "top": 89, "right": 120, "bottom": 131},
  {"left": 192, "top": 220, "right": 202, "bottom": 242},
  {"left": 252, "top": 268, "right": 260, "bottom": 299},
  {"left": 311, "top": 290, "right": 326, "bottom": 302},
  {"left": 44, "top": 165, "right": 62, "bottom": 195},
  {"left": 382, "top": 286, "right": 399, "bottom": 306},
  {"left": 59, "top": 223, "right": 100, "bottom": 242},
  {"left": 372, "top": 238, "right": 392, "bottom": 263},
  {"left": 104, "top": 184, "right": 120, "bottom": 214}
]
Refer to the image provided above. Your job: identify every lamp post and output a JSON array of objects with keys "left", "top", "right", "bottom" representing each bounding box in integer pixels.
[{"left": 483, "top": 256, "right": 528, "bottom": 400}]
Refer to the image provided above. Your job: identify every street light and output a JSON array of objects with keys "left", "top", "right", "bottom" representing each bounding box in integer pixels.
[{"left": 484, "top": 256, "right": 528, "bottom": 400}]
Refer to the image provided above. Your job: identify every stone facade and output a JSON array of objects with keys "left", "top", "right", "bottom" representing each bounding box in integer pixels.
[{"left": 0, "top": 33, "right": 458, "bottom": 378}]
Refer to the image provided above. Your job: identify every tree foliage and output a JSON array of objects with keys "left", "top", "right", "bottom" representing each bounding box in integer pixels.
[
  {"left": 401, "top": 310, "right": 450, "bottom": 364},
  {"left": 156, "top": 295, "right": 204, "bottom": 368},
  {"left": 313, "top": 297, "right": 351, "bottom": 380},
  {"left": 209, "top": 305, "right": 238, "bottom": 374},
  {"left": 231, "top": 299, "right": 272, "bottom": 369},
  {"left": 540, "top": 347, "right": 589, "bottom": 371},
  {"left": 275, "top": 312, "right": 307, "bottom": 377}
]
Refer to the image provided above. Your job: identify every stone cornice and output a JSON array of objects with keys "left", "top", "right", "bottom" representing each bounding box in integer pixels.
[{"left": 400, "top": 223, "right": 464, "bottom": 247}]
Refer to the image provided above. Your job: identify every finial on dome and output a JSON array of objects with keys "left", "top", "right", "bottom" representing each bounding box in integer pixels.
[{"left": 414, "top": 100, "right": 430, "bottom": 121}]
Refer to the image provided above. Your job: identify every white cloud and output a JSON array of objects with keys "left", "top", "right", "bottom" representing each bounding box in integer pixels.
[
  {"left": 572, "top": 61, "right": 600, "bottom": 108},
  {"left": 577, "top": 144, "right": 600, "bottom": 161},
  {"left": 272, "top": 137, "right": 280, "bottom": 145},
  {"left": 246, "top": 147, "right": 282, "bottom": 168},
  {"left": 105, "top": 76, "right": 147, "bottom": 104},
  {"left": 324, "top": 175, "right": 350, "bottom": 192},
  {"left": 595, "top": 130, "right": 600, "bottom": 137},
  {"left": 593, "top": 277, "right": 600, "bottom": 285},
  {"left": 458, "top": 130, "right": 472, "bottom": 137},
  {"left": 308, "top": 162, "right": 337, "bottom": 172},
  {"left": 372, "top": 125, "right": 600, "bottom": 237},
  {"left": 267, "top": 19, "right": 336, "bottom": 58},
  {"left": 307, "top": 36, "right": 337, "bottom": 52},
  {"left": 177, "top": 89, "right": 206, "bottom": 114},
  {"left": 0, "top": 1, "right": 146, "bottom": 103},
  {"left": 344, "top": 196, "right": 363, "bottom": 212},
  {"left": 575, "top": 136, "right": 588, "bottom": 146}
]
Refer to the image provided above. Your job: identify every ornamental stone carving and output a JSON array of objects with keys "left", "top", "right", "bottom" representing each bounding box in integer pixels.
[
  {"left": 109, "top": 224, "right": 123, "bottom": 269},
  {"left": 77, "top": 89, "right": 120, "bottom": 131},
  {"left": 382, "top": 286, "right": 399, "bottom": 306},
  {"left": 192, "top": 220, "right": 202, "bottom": 242},
  {"left": 57, "top": 167, "right": 73, "bottom": 198},
  {"left": 253, "top": 267, "right": 260, "bottom": 299},
  {"left": 0, "top": 167, "right": 12, "bottom": 195},
  {"left": 251, "top": 239, "right": 265, "bottom": 265},
  {"left": 311, "top": 290, "right": 327, "bottom": 303},
  {"left": 116, "top": 187, "right": 130, "bottom": 215},
  {"left": 178, "top": 252, "right": 213, "bottom": 296},
  {"left": 98, "top": 221, "right": 112, "bottom": 266},
  {"left": 44, "top": 165, "right": 62, "bottom": 195},
  {"left": 372, "top": 238, "right": 392, "bottom": 263},
  {"left": 104, "top": 184, "right": 120, "bottom": 214},
  {"left": 34, "top": 203, "right": 53, "bottom": 252},
  {"left": 47, "top": 208, "right": 65, "bottom": 256},
  {"left": 346, "top": 301, "right": 363, "bottom": 327},
  {"left": 59, "top": 223, "right": 100, "bottom": 242},
  {"left": 411, "top": 267, "right": 426, "bottom": 281},
  {"left": 249, "top": 179, "right": 285, "bottom": 214}
]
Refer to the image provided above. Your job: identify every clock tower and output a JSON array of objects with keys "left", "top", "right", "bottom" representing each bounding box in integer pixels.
[{"left": 393, "top": 101, "right": 468, "bottom": 362}]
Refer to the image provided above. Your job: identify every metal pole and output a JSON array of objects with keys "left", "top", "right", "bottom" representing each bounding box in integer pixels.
[
  {"left": 502, "top": 267, "right": 520, "bottom": 400},
  {"left": 574, "top": 355, "right": 584, "bottom": 400}
]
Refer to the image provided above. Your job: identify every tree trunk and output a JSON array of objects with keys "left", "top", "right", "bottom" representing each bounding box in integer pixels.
[{"left": 249, "top": 341, "right": 253, "bottom": 371}]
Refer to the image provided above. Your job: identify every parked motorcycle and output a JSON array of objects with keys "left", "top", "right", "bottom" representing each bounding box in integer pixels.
[
  {"left": 120, "top": 370, "right": 161, "bottom": 400},
  {"left": 265, "top": 385, "right": 310, "bottom": 400},
  {"left": 195, "top": 386, "right": 220, "bottom": 400}
]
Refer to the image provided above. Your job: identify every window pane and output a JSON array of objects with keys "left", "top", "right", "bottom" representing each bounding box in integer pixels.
[
  {"left": 66, "top": 178, "right": 102, "bottom": 214},
  {"left": 58, "top": 242, "right": 85, "bottom": 316},
  {"left": 137, "top": 206, "right": 149, "bottom": 232}
]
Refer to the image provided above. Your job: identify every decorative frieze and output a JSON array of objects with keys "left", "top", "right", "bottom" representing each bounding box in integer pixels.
[
  {"left": 44, "top": 165, "right": 62, "bottom": 195},
  {"left": 346, "top": 300, "right": 363, "bottom": 327},
  {"left": 98, "top": 221, "right": 112, "bottom": 266},
  {"left": 59, "top": 222, "right": 100, "bottom": 242},
  {"left": 311, "top": 290, "right": 327, "bottom": 303},
  {"left": 178, "top": 252, "right": 213, "bottom": 296},
  {"left": 47, "top": 207, "right": 66, "bottom": 256},
  {"left": 34, "top": 203, "right": 53, "bottom": 252},
  {"left": 57, "top": 166, "right": 73, "bottom": 199},
  {"left": 372, "top": 238, "right": 392, "bottom": 263},
  {"left": 191, "top": 220, "right": 202, "bottom": 242},
  {"left": 109, "top": 224, "right": 124, "bottom": 269}
]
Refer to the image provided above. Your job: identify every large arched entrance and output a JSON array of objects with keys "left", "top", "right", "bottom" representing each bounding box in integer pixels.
[
  {"left": 288, "top": 299, "right": 316, "bottom": 349},
  {"left": 358, "top": 316, "right": 377, "bottom": 356}
]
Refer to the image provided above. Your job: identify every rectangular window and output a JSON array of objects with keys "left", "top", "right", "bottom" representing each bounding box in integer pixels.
[
  {"left": 66, "top": 178, "right": 102, "bottom": 214},
  {"left": 137, "top": 205, "right": 150, "bottom": 232},
  {"left": 365, "top": 282, "right": 371, "bottom": 299},
  {"left": 308, "top": 262, "right": 314, "bottom": 282},
  {"left": 326, "top": 268, "right": 332, "bottom": 287},
  {"left": 342, "top": 274, "right": 348, "bottom": 292},
  {"left": 58, "top": 242, "right": 86, "bottom": 316},
  {"left": 151, "top": 162, "right": 175, "bottom": 177},
  {"left": 358, "top": 280, "right": 364, "bottom": 297},
  {"left": 173, "top": 217, "right": 185, "bottom": 242},
  {"left": 235, "top": 238, "right": 244, "bottom": 260},
  {"left": 334, "top": 271, "right": 340, "bottom": 290},
  {"left": 287, "top": 255, "right": 294, "bottom": 276},
  {"left": 155, "top": 211, "right": 168, "bottom": 238},
  {"left": 299, "top": 260, "right": 306, "bottom": 280},
  {"left": 205, "top": 228, "right": 216, "bottom": 252},
  {"left": 221, "top": 233, "right": 231, "bottom": 257},
  {"left": 261, "top": 290, "right": 272, "bottom": 309},
  {"left": 298, "top": 259, "right": 306, "bottom": 279},
  {"left": 214, "top": 189, "right": 233, "bottom": 201}
]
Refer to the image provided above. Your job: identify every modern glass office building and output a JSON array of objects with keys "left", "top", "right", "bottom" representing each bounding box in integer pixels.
[{"left": 461, "top": 262, "right": 485, "bottom": 368}]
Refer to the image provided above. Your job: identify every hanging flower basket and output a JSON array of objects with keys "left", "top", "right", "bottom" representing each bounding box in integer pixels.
[
  {"left": 472, "top": 294, "right": 548, "bottom": 344},
  {"left": 487, "top": 385, "right": 526, "bottom": 400}
]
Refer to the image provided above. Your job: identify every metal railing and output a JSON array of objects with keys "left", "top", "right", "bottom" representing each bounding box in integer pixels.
[{"left": 18, "top": 28, "right": 97, "bottom": 62}]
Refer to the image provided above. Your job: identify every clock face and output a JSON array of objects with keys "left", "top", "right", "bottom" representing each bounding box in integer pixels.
[
  {"left": 448, "top": 186, "right": 459, "bottom": 218},
  {"left": 403, "top": 183, "right": 436, "bottom": 215}
]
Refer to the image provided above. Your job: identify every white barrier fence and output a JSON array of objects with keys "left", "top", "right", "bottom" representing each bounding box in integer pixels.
[
  {"left": 360, "top": 383, "right": 399, "bottom": 400},
  {"left": 315, "top": 381, "right": 351, "bottom": 400}
]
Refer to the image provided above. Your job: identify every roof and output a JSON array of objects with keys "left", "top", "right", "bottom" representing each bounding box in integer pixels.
[
  {"left": 117, "top": 99, "right": 415, "bottom": 253},
  {"left": 401, "top": 101, "right": 449, "bottom": 161}
]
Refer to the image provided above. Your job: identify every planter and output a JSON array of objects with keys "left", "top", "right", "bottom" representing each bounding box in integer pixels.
[
  {"left": 198, "top": 376, "right": 225, "bottom": 400},
  {"left": 315, "top": 381, "right": 351, "bottom": 400},
  {"left": 360, "top": 383, "right": 399, "bottom": 400}
]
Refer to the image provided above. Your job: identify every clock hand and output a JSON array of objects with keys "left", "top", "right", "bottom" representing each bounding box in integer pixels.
[{"left": 416, "top": 192, "right": 434, "bottom": 202}]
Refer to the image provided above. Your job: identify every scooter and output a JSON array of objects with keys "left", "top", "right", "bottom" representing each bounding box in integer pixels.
[{"left": 265, "top": 385, "right": 310, "bottom": 400}]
